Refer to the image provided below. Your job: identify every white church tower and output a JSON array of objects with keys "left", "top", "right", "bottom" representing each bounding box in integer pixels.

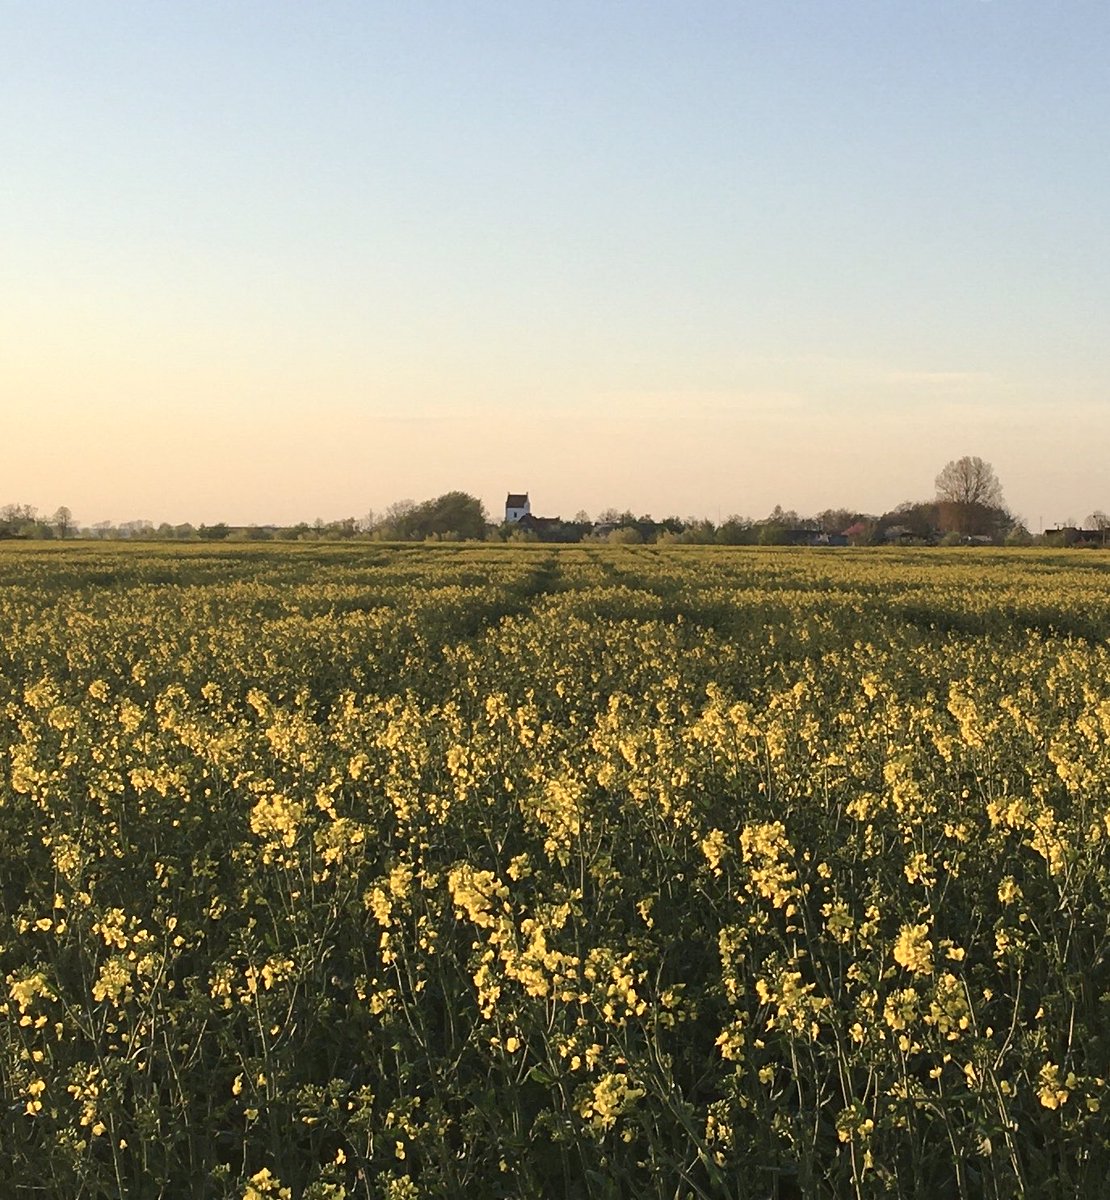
[{"left": 505, "top": 492, "right": 530, "bottom": 523}]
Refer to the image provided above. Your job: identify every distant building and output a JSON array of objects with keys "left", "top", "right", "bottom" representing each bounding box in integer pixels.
[
  {"left": 515, "top": 513, "right": 562, "bottom": 536},
  {"left": 505, "top": 493, "right": 531, "bottom": 523},
  {"left": 1045, "top": 527, "right": 1109, "bottom": 547}
]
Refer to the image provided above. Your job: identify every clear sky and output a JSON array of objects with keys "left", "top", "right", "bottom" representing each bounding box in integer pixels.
[{"left": 3, "top": 1, "right": 1108, "bottom": 530}]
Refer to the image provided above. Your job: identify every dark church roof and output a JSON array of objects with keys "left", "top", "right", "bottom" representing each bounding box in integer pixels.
[{"left": 505, "top": 493, "right": 529, "bottom": 507}]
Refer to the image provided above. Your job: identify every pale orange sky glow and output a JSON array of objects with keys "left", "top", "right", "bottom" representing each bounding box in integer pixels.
[{"left": 4, "top": 2, "right": 1108, "bottom": 531}]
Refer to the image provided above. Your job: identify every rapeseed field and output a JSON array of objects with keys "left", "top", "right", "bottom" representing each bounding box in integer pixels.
[{"left": 1, "top": 543, "right": 1107, "bottom": 1198}]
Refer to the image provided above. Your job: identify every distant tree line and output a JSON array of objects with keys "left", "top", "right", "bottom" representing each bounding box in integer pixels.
[
  {"left": 0, "top": 504, "right": 74, "bottom": 540},
  {"left": 2, "top": 459, "right": 1105, "bottom": 547},
  {"left": 497, "top": 460, "right": 1029, "bottom": 546}
]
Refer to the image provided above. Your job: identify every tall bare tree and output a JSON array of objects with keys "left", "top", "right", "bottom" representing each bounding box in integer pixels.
[
  {"left": 50, "top": 506, "right": 74, "bottom": 539},
  {"left": 1087, "top": 511, "right": 1110, "bottom": 545},
  {"left": 935, "top": 456, "right": 1004, "bottom": 508}
]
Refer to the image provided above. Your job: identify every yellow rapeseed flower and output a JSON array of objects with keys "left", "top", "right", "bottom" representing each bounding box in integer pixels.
[{"left": 892, "top": 923, "right": 933, "bottom": 976}]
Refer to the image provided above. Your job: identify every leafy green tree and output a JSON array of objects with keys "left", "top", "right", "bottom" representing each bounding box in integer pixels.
[
  {"left": 387, "top": 492, "right": 488, "bottom": 541},
  {"left": 758, "top": 522, "right": 790, "bottom": 545},
  {"left": 608, "top": 526, "right": 643, "bottom": 544},
  {"left": 765, "top": 504, "right": 800, "bottom": 527},
  {"left": 716, "top": 516, "right": 753, "bottom": 545},
  {"left": 937, "top": 500, "right": 1013, "bottom": 539},
  {"left": 680, "top": 519, "right": 717, "bottom": 544},
  {"left": 881, "top": 500, "right": 939, "bottom": 541},
  {"left": 815, "top": 508, "right": 859, "bottom": 535}
]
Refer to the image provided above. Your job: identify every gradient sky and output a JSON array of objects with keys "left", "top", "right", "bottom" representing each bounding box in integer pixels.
[{"left": 3, "top": 1, "right": 1108, "bottom": 530}]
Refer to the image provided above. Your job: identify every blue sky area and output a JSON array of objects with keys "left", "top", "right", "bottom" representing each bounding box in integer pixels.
[{"left": 3, "top": 1, "right": 1107, "bottom": 528}]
